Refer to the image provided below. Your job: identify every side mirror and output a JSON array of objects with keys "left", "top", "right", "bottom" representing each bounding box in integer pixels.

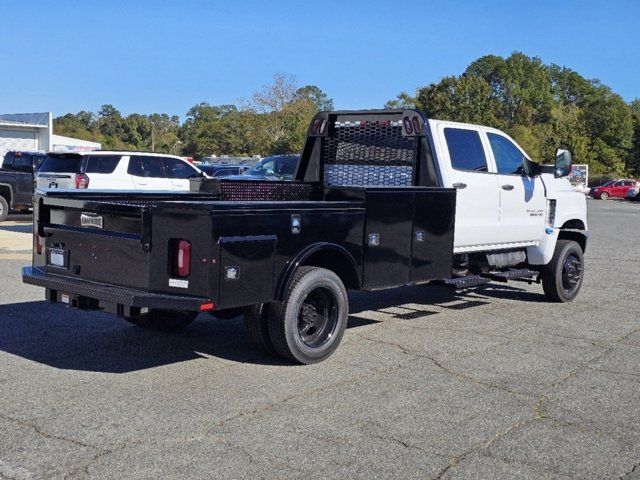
[{"left": 554, "top": 148, "right": 573, "bottom": 178}]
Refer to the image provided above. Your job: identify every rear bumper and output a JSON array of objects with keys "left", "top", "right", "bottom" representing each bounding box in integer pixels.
[{"left": 22, "top": 266, "right": 209, "bottom": 313}]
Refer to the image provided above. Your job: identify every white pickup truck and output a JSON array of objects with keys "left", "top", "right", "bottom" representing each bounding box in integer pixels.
[
  {"left": 24, "top": 109, "right": 587, "bottom": 363},
  {"left": 428, "top": 118, "right": 587, "bottom": 301}
]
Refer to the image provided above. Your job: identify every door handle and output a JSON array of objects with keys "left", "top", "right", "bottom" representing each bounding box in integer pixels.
[
  {"left": 501, "top": 184, "right": 514, "bottom": 191},
  {"left": 452, "top": 182, "right": 467, "bottom": 189}
]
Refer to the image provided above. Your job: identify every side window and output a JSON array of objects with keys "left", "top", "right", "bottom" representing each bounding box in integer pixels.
[
  {"left": 614, "top": 181, "right": 623, "bottom": 187},
  {"left": 487, "top": 133, "right": 526, "bottom": 175},
  {"left": 162, "top": 158, "right": 197, "bottom": 179},
  {"left": 444, "top": 128, "right": 488, "bottom": 172},
  {"left": 84, "top": 155, "right": 121, "bottom": 174},
  {"left": 623, "top": 181, "right": 633, "bottom": 187},
  {"left": 127, "top": 156, "right": 165, "bottom": 178},
  {"left": 14, "top": 154, "right": 32, "bottom": 172}
]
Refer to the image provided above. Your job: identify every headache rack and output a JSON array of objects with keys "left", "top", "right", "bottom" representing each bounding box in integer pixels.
[{"left": 296, "top": 109, "right": 439, "bottom": 189}]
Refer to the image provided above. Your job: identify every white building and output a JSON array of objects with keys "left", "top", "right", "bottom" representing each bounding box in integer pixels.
[{"left": 0, "top": 112, "right": 100, "bottom": 159}]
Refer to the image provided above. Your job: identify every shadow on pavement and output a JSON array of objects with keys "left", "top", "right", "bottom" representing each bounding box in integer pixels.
[{"left": 0, "top": 282, "right": 544, "bottom": 374}]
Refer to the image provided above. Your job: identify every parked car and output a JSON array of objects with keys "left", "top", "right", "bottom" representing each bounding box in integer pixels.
[
  {"left": 35, "top": 151, "right": 205, "bottom": 192},
  {"left": 197, "top": 163, "right": 248, "bottom": 178},
  {"left": 0, "top": 150, "right": 47, "bottom": 221},
  {"left": 589, "top": 179, "right": 639, "bottom": 200},
  {"left": 223, "top": 154, "right": 300, "bottom": 180}
]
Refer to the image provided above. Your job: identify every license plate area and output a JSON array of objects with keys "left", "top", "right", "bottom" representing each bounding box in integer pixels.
[{"left": 47, "top": 248, "right": 69, "bottom": 269}]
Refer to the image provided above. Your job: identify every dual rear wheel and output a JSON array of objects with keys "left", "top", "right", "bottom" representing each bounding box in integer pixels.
[{"left": 244, "top": 267, "right": 349, "bottom": 364}]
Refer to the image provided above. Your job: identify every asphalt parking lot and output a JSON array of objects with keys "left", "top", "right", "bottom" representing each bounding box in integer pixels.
[{"left": 0, "top": 200, "right": 639, "bottom": 479}]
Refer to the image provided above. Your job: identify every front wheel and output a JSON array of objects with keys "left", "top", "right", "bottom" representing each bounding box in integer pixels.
[
  {"left": 542, "top": 239, "right": 585, "bottom": 302},
  {"left": 599, "top": 192, "right": 609, "bottom": 200},
  {"left": 268, "top": 267, "right": 348, "bottom": 364},
  {"left": 125, "top": 309, "right": 198, "bottom": 331}
]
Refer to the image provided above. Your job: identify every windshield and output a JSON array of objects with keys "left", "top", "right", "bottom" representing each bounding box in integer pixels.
[
  {"left": 38, "top": 155, "right": 83, "bottom": 173},
  {"left": 244, "top": 156, "right": 299, "bottom": 179}
]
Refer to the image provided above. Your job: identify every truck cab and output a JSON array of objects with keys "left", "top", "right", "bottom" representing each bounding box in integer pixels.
[{"left": 429, "top": 119, "right": 587, "bottom": 265}]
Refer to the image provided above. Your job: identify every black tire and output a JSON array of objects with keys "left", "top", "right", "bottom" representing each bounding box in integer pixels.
[
  {"left": 268, "top": 266, "right": 348, "bottom": 364},
  {"left": 600, "top": 192, "right": 609, "bottom": 200},
  {"left": 0, "top": 196, "right": 8, "bottom": 222},
  {"left": 542, "top": 239, "right": 585, "bottom": 303},
  {"left": 208, "top": 307, "right": 243, "bottom": 320},
  {"left": 125, "top": 309, "right": 197, "bottom": 331},
  {"left": 243, "top": 303, "right": 277, "bottom": 355}
]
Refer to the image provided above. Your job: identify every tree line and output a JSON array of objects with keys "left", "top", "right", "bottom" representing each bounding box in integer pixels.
[{"left": 54, "top": 55, "right": 640, "bottom": 176}]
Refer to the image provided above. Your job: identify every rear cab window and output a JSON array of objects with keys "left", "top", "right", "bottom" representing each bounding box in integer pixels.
[
  {"left": 38, "top": 155, "right": 83, "bottom": 173},
  {"left": 443, "top": 128, "right": 488, "bottom": 172}
]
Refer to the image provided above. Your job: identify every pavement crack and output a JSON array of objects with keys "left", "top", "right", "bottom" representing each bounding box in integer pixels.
[
  {"left": 354, "top": 332, "right": 530, "bottom": 397},
  {"left": 431, "top": 417, "right": 537, "bottom": 479},
  {"left": 0, "top": 413, "right": 98, "bottom": 452},
  {"left": 208, "top": 365, "right": 402, "bottom": 433},
  {"left": 620, "top": 462, "right": 639, "bottom": 480}
]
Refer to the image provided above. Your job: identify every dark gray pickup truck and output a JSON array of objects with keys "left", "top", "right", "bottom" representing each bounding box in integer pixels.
[{"left": 0, "top": 151, "right": 46, "bottom": 221}]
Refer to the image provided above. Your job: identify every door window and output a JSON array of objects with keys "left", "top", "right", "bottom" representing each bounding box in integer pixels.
[
  {"left": 162, "top": 158, "right": 198, "bottom": 179},
  {"left": 128, "top": 156, "right": 165, "bottom": 178},
  {"left": 487, "top": 133, "right": 526, "bottom": 175},
  {"left": 84, "top": 155, "right": 121, "bottom": 174},
  {"left": 444, "top": 128, "right": 488, "bottom": 172}
]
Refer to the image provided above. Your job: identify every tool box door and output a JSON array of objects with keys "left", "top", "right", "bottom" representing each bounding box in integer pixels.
[
  {"left": 410, "top": 190, "right": 455, "bottom": 282},
  {"left": 362, "top": 191, "right": 413, "bottom": 289},
  {"left": 219, "top": 235, "right": 277, "bottom": 308}
]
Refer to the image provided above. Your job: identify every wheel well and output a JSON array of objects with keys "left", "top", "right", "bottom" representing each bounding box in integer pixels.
[
  {"left": 558, "top": 222, "right": 587, "bottom": 253},
  {"left": 0, "top": 185, "right": 11, "bottom": 204},
  {"left": 561, "top": 219, "right": 585, "bottom": 230},
  {"left": 300, "top": 248, "right": 360, "bottom": 290}
]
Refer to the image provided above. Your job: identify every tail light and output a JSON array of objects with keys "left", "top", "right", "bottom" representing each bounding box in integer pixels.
[
  {"left": 35, "top": 234, "right": 43, "bottom": 255},
  {"left": 319, "top": 119, "right": 327, "bottom": 134},
  {"left": 311, "top": 119, "right": 321, "bottom": 134},
  {"left": 75, "top": 173, "right": 90, "bottom": 189},
  {"left": 173, "top": 240, "right": 191, "bottom": 277}
]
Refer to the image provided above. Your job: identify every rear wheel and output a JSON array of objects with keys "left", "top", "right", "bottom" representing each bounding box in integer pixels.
[
  {"left": 542, "top": 239, "right": 584, "bottom": 302},
  {"left": 268, "top": 267, "right": 348, "bottom": 364},
  {"left": 125, "top": 309, "right": 197, "bottom": 331},
  {"left": 0, "top": 196, "right": 8, "bottom": 222},
  {"left": 600, "top": 191, "right": 609, "bottom": 200}
]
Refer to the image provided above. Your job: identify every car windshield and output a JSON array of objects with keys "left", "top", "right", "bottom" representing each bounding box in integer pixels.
[
  {"left": 243, "top": 156, "right": 299, "bottom": 179},
  {"left": 38, "top": 155, "right": 83, "bottom": 173},
  {"left": 600, "top": 180, "right": 616, "bottom": 187}
]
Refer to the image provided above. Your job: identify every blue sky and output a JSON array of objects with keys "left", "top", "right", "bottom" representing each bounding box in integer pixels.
[{"left": 0, "top": 0, "right": 638, "bottom": 119}]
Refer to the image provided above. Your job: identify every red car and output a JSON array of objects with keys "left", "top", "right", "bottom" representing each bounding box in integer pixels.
[{"left": 589, "top": 179, "right": 640, "bottom": 200}]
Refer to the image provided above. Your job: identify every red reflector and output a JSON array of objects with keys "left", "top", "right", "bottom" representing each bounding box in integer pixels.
[
  {"left": 35, "top": 234, "right": 43, "bottom": 255},
  {"left": 200, "top": 302, "right": 215, "bottom": 311},
  {"left": 174, "top": 240, "right": 191, "bottom": 277}
]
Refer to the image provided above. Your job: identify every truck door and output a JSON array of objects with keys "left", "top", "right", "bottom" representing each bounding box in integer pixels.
[
  {"left": 435, "top": 124, "right": 500, "bottom": 251},
  {"left": 485, "top": 132, "right": 546, "bottom": 244}
]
